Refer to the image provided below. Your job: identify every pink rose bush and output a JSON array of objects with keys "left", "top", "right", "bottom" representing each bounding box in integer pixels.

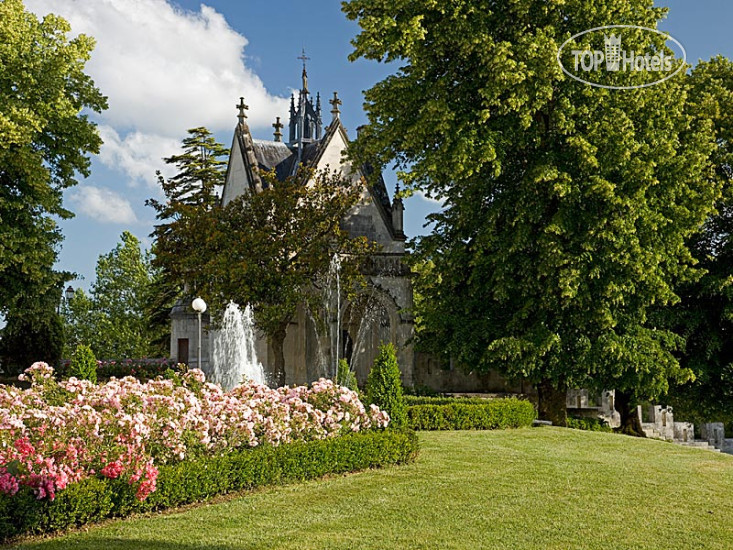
[{"left": 0, "top": 362, "right": 389, "bottom": 502}]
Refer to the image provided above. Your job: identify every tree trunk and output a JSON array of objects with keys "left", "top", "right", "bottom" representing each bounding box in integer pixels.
[
  {"left": 270, "top": 325, "right": 287, "bottom": 387},
  {"left": 537, "top": 378, "right": 567, "bottom": 426},
  {"left": 615, "top": 390, "right": 646, "bottom": 437}
]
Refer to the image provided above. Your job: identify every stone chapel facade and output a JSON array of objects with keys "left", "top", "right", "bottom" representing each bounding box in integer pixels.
[{"left": 170, "top": 63, "right": 415, "bottom": 387}]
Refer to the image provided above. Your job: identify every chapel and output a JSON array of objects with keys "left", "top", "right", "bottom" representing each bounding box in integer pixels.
[{"left": 169, "top": 57, "right": 415, "bottom": 386}]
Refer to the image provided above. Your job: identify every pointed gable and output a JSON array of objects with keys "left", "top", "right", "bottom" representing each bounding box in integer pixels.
[{"left": 220, "top": 68, "right": 404, "bottom": 250}]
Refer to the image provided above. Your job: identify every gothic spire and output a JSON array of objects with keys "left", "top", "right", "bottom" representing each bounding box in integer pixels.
[
  {"left": 315, "top": 92, "right": 322, "bottom": 139},
  {"left": 289, "top": 94, "right": 296, "bottom": 143},
  {"left": 298, "top": 48, "right": 310, "bottom": 94},
  {"left": 392, "top": 181, "right": 405, "bottom": 238}
]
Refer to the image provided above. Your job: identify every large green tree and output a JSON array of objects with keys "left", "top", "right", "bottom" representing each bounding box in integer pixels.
[
  {"left": 90, "top": 231, "right": 156, "bottom": 358},
  {"left": 0, "top": 0, "right": 106, "bottom": 316},
  {"left": 343, "top": 0, "right": 719, "bottom": 428},
  {"left": 64, "top": 232, "right": 160, "bottom": 359}
]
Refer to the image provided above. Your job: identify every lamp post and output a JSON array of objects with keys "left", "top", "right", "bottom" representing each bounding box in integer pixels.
[
  {"left": 58, "top": 285, "right": 74, "bottom": 314},
  {"left": 191, "top": 297, "right": 207, "bottom": 369}
]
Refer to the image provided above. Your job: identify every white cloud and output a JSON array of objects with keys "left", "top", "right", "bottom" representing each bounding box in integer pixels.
[
  {"left": 98, "top": 125, "right": 179, "bottom": 189},
  {"left": 25, "top": 0, "right": 289, "bottom": 186},
  {"left": 69, "top": 186, "right": 139, "bottom": 224},
  {"left": 26, "top": 0, "right": 288, "bottom": 135},
  {"left": 413, "top": 190, "right": 446, "bottom": 207}
]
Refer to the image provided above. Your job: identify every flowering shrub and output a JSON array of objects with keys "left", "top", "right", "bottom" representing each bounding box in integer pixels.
[{"left": 0, "top": 362, "right": 389, "bottom": 504}]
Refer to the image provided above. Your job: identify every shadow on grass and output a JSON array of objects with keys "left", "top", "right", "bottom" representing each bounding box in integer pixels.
[{"left": 9, "top": 537, "right": 253, "bottom": 550}]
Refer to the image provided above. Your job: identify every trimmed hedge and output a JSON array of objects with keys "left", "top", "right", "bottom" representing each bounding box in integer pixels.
[
  {"left": 0, "top": 429, "right": 418, "bottom": 542},
  {"left": 566, "top": 416, "right": 614, "bottom": 432},
  {"left": 405, "top": 395, "right": 502, "bottom": 406},
  {"left": 407, "top": 398, "right": 536, "bottom": 431}
]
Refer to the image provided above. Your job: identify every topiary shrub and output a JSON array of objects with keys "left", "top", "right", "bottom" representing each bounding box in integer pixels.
[
  {"left": 68, "top": 344, "right": 97, "bottom": 384},
  {"left": 336, "top": 358, "right": 358, "bottom": 391},
  {"left": 366, "top": 343, "right": 407, "bottom": 427}
]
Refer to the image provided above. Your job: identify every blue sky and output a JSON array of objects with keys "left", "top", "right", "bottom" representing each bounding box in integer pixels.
[{"left": 20, "top": 0, "right": 733, "bottom": 290}]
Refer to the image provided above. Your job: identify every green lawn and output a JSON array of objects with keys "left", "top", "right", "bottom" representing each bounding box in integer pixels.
[{"left": 7, "top": 428, "right": 733, "bottom": 549}]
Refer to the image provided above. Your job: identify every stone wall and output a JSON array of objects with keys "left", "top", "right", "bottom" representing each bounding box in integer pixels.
[
  {"left": 411, "top": 352, "right": 532, "bottom": 394},
  {"left": 701, "top": 423, "right": 725, "bottom": 449}
]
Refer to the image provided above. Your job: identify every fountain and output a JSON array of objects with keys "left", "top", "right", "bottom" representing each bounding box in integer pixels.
[
  {"left": 307, "top": 254, "right": 391, "bottom": 383},
  {"left": 210, "top": 302, "right": 267, "bottom": 390},
  {"left": 342, "top": 291, "right": 389, "bottom": 384},
  {"left": 329, "top": 254, "right": 341, "bottom": 379},
  {"left": 307, "top": 253, "right": 342, "bottom": 380}
]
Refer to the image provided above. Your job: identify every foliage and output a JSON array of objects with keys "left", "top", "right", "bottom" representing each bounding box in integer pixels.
[
  {"left": 366, "top": 343, "right": 407, "bottom": 427},
  {"left": 146, "top": 126, "right": 228, "bottom": 303},
  {"left": 0, "top": 289, "right": 65, "bottom": 374},
  {"left": 403, "top": 384, "right": 439, "bottom": 397},
  {"left": 93, "top": 358, "right": 179, "bottom": 382},
  {"left": 67, "top": 345, "right": 97, "bottom": 384},
  {"left": 406, "top": 399, "right": 536, "bottom": 430},
  {"left": 149, "top": 127, "right": 228, "bottom": 214},
  {"left": 657, "top": 57, "right": 733, "bottom": 426},
  {"left": 343, "top": 0, "right": 719, "bottom": 423},
  {"left": 151, "top": 129, "right": 375, "bottom": 386},
  {"left": 0, "top": 362, "right": 389, "bottom": 513},
  {"left": 60, "top": 288, "right": 96, "bottom": 358},
  {"left": 405, "top": 395, "right": 503, "bottom": 406},
  {"left": 90, "top": 232, "right": 155, "bottom": 358},
  {"left": 145, "top": 127, "right": 226, "bottom": 358},
  {"left": 0, "top": 428, "right": 417, "bottom": 541},
  {"left": 142, "top": 265, "right": 180, "bottom": 358},
  {"left": 336, "top": 358, "right": 358, "bottom": 391},
  {"left": 566, "top": 416, "right": 614, "bottom": 433},
  {"left": 0, "top": 0, "right": 106, "bottom": 317},
  {"left": 63, "top": 232, "right": 161, "bottom": 360}
]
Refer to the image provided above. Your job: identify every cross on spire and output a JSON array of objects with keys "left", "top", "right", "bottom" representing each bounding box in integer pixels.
[
  {"left": 236, "top": 97, "right": 248, "bottom": 125},
  {"left": 272, "top": 116, "right": 283, "bottom": 142},
  {"left": 329, "top": 91, "right": 342, "bottom": 120},
  {"left": 297, "top": 48, "right": 310, "bottom": 68}
]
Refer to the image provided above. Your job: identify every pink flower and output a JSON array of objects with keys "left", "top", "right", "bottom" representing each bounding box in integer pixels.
[
  {"left": 0, "top": 472, "right": 19, "bottom": 496},
  {"left": 100, "top": 461, "right": 124, "bottom": 479},
  {"left": 0, "top": 359, "right": 390, "bottom": 503}
]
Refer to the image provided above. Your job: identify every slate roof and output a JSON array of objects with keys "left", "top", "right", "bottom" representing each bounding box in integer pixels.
[
  {"left": 250, "top": 139, "right": 295, "bottom": 182},
  {"left": 226, "top": 119, "right": 398, "bottom": 238}
]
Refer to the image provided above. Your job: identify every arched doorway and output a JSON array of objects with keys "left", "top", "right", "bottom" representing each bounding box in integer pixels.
[{"left": 341, "top": 291, "right": 396, "bottom": 386}]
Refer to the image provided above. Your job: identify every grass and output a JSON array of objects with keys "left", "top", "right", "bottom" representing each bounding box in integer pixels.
[{"left": 7, "top": 428, "right": 733, "bottom": 550}]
